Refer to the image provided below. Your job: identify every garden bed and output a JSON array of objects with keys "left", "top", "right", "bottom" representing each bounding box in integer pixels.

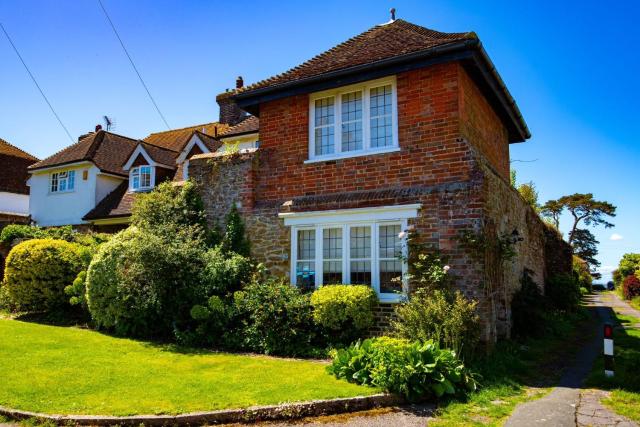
[{"left": 0, "top": 318, "right": 379, "bottom": 416}]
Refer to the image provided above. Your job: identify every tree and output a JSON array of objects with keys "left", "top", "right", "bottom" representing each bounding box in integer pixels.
[
  {"left": 540, "top": 199, "right": 564, "bottom": 230},
  {"left": 517, "top": 182, "right": 539, "bottom": 211},
  {"left": 558, "top": 193, "right": 616, "bottom": 245},
  {"left": 221, "top": 205, "right": 250, "bottom": 256},
  {"left": 569, "top": 228, "right": 600, "bottom": 267},
  {"left": 618, "top": 253, "right": 640, "bottom": 278}
]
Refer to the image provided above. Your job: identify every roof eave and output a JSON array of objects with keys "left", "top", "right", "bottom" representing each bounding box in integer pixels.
[{"left": 234, "top": 39, "right": 529, "bottom": 143}]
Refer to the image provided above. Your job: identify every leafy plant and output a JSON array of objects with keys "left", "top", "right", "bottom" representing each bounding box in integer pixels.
[
  {"left": 328, "top": 336, "right": 477, "bottom": 401},
  {"left": 2, "top": 239, "right": 86, "bottom": 311},
  {"left": 0, "top": 224, "right": 109, "bottom": 249},
  {"left": 391, "top": 288, "right": 479, "bottom": 360},
  {"left": 231, "top": 279, "right": 322, "bottom": 356},
  {"left": 623, "top": 275, "right": 640, "bottom": 300},
  {"left": 65, "top": 270, "right": 88, "bottom": 308},
  {"left": 220, "top": 205, "right": 250, "bottom": 256},
  {"left": 199, "top": 246, "right": 253, "bottom": 296},
  {"left": 310, "top": 285, "right": 377, "bottom": 345},
  {"left": 545, "top": 273, "right": 581, "bottom": 312}
]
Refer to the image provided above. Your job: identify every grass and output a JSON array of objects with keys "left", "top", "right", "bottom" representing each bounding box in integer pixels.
[
  {"left": 585, "top": 296, "right": 640, "bottom": 422},
  {"left": 428, "top": 307, "right": 590, "bottom": 426},
  {"left": 0, "top": 318, "right": 377, "bottom": 416}
]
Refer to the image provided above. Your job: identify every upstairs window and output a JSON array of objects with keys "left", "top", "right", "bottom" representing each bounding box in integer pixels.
[
  {"left": 50, "top": 170, "right": 75, "bottom": 193},
  {"left": 309, "top": 77, "right": 398, "bottom": 162},
  {"left": 130, "top": 165, "right": 153, "bottom": 191}
]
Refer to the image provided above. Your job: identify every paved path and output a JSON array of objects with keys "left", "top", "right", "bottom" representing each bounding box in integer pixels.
[{"left": 505, "top": 292, "right": 639, "bottom": 427}]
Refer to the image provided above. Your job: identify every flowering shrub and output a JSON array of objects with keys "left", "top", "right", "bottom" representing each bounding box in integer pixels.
[
  {"left": 623, "top": 275, "right": 640, "bottom": 300},
  {"left": 328, "top": 337, "right": 477, "bottom": 401}
]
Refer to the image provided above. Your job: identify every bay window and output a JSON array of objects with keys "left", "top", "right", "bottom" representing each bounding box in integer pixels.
[
  {"left": 130, "top": 165, "right": 153, "bottom": 191},
  {"left": 308, "top": 77, "right": 398, "bottom": 162},
  {"left": 50, "top": 170, "right": 75, "bottom": 193},
  {"left": 284, "top": 204, "right": 419, "bottom": 301}
]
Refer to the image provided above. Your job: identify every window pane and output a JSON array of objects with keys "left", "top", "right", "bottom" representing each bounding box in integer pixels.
[
  {"left": 323, "top": 228, "right": 342, "bottom": 285},
  {"left": 132, "top": 175, "right": 140, "bottom": 189},
  {"left": 297, "top": 229, "right": 315, "bottom": 261},
  {"left": 296, "top": 261, "right": 315, "bottom": 291},
  {"left": 140, "top": 166, "right": 151, "bottom": 187},
  {"left": 350, "top": 226, "right": 371, "bottom": 258},
  {"left": 380, "top": 260, "right": 403, "bottom": 294},
  {"left": 379, "top": 224, "right": 401, "bottom": 258},
  {"left": 341, "top": 91, "right": 363, "bottom": 152},
  {"left": 67, "top": 171, "right": 75, "bottom": 190},
  {"left": 314, "top": 97, "right": 335, "bottom": 156},
  {"left": 59, "top": 177, "right": 67, "bottom": 191},
  {"left": 350, "top": 260, "right": 371, "bottom": 285},
  {"left": 370, "top": 85, "right": 393, "bottom": 148},
  {"left": 50, "top": 173, "right": 58, "bottom": 192}
]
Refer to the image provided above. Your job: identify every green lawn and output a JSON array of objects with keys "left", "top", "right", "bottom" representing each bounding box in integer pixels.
[
  {"left": 586, "top": 301, "right": 640, "bottom": 422},
  {"left": 0, "top": 318, "right": 377, "bottom": 416}
]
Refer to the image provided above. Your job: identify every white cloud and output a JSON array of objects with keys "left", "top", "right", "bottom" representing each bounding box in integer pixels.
[
  {"left": 598, "top": 265, "right": 616, "bottom": 274},
  {"left": 610, "top": 233, "right": 624, "bottom": 241}
]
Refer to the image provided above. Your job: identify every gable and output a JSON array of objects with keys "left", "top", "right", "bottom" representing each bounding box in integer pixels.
[{"left": 131, "top": 153, "right": 150, "bottom": 167}]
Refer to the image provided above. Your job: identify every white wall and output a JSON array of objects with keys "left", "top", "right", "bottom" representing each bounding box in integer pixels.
[
  {"left": 28, "top": 163, "right": 124, "bottom": 226},
  {"left": 0, "top": 192, "right": 29, "bottom": 215},
  {"left": 96, "top": 174, "right": 123, "bottom": 203}
]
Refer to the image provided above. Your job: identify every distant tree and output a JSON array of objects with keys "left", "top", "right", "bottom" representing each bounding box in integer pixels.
[
  {"left": 540, "top": 199, "right": 564, "bottom": 230},
  {"left": 558, "top": 193, "right": 616, "bottom": 245},
  {"left": 569, "top": 228, "right": 600, "bottom": 268},
  {"left": 510, "top": 170, "right": 517, "bottom": 188},
  {"left": 517, "top": 181, "right": 539, "bottom": 211},
  {"left": 618, "top": 253, "right": 640, "bottom": 279}
]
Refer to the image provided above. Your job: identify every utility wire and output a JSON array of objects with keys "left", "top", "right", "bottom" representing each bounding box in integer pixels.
[
  {"left": 1, "top": 22, "right": 75, "bottom": 143},
  {"left": 97, "top": 0, "right": 171, "bottom": 129}
]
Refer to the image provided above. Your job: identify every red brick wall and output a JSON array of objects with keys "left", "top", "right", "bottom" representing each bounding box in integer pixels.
[
  {"left": 0, "top": 154, "right": 36, "bottom": 194},
  {"left": 256, "top": 63, "right": 477, "bottom": 204},
  {"left": 458, "top": 65, "right": 510, "bottom": 180}
]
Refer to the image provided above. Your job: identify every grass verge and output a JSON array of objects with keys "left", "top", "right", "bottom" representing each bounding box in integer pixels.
[
  {"left": 0, "top": 318, "right": 377, "bottom": 416},
  {"left": 429, "top": 307, "right": 591, "bottom": 427},
  {"left": 585, "top": 298, "right": 640, "bottom": 422}
]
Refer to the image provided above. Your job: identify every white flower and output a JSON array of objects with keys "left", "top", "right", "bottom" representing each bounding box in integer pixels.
[
  {"left": 443, "top": 265, "right": 451, "bottom": 273},
  {"left": 398, "top": 231, "right": 407, "bottom": 239}
]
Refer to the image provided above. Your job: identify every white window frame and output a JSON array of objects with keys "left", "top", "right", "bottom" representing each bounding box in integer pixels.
[
  {"left": 283, "top": 205, "right": 419, "bottom": 302},
  {"left": 49, "top": 170, "right": 76, "bottom": 194},
  {"left": 130, "top": 165, "right": 154, "bottom": 191},
  {"left": 307, "top": 76, "right": 399, "bottom": 163}
]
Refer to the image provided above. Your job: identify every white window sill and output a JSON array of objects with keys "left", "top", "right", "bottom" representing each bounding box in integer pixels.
[
  {"left": 379, "top": 294, "right": 406, "bottom": 304},
  {"left": 129, "top": 187, "right": 152, "bottom": 193},
  {"left": 48, "top": 190, "right": 75, "bottom": 195},
  {"left": 304, "top": 146, "right": 400, "bottom": 164}
]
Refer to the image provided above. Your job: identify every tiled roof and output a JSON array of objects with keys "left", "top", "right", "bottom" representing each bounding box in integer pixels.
[
  {"left": 220, "top": 116, "right": 259, "bottom": 138},
  {"left": 83, "top": 181, "right": 135, "bottom": 220},
  {"left": 193, "top": 130, "right": 223, "bottom": 152},
  {"left": 29, "top": 131, "right": 139, "bottom": 177},
  {"left": 0, "top": 138, "right": 38, "bottom": 194},
  {"left": 0, "top": 138, "right": 38, "bottom": 161},
  {"left": 237, "top": 19, "right": 475, "bottom": 94},
  {"left": 139, "top": 142, "right": 178, "bottom": 167},
  {"left": 143, "top": 122, "right": 229, "bottom": 152}
]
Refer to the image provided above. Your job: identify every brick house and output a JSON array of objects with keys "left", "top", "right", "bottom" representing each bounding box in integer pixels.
[{"left": 189, "top": 18, "right": 570, "bottom": 342}]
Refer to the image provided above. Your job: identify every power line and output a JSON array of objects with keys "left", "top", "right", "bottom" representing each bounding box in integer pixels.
[
  {"left": 0, "top": 22, "right": 75, "bottom": 143},
  {"left": 97, "top": 0, "right": 171, "bottom": 129}
]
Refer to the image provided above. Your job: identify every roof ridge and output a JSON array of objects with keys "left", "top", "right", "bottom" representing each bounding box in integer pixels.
[
  {"left": 84, "top": 130, "right": 106, "bottom": 160},
  {"left": 0, "top": 137, "right": 39, "bottom": 161},
  {"left": 140, "top": 140, "right": 180, "bottom": 153},
  {"left": 146, "top": 122, "right": 221, "bottom": 136}
]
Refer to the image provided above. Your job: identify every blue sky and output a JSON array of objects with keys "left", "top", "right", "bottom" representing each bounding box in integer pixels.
[{"left": 1, "top": 0, "right": 638, "bottom": 280}]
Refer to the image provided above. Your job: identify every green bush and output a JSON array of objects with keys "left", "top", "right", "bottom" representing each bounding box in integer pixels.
[
  {"left": 231, "top": 279, "right": 321, "bottom": 356},
  {"left": 511, "top": 270, "right": 546, "bottom": 338},
  {"left": 328, "top": 336, "right": 477, "bottom": 401},
  {"left": 310, "top": 285, "right": 377, "bottom": 345},
  {"left": 65, "top": 270, "right": 87, "bottom": 308},
  {"left": 175, "top": 295, "right": 230, "bottom": 347},
  {"left": 220, "top": 205, "right": 250, "bottom": 256},
  {"left": 545, "top": 273, "right": 580, "bottom": 312},
  {"left": 199, "top": 246, "right": 253, "bottom": 296},
  {"left": 86, "top": 228, "right": 206, "bottom": 338},
  {"left": 2, "top": 239, "right": 86, "bottom": 311},
  {"left": 391, "top": 288, "right": 480, "bottom": 360},
  {"left": 0, "top": 224, "right": 109, "bottom": 249}
]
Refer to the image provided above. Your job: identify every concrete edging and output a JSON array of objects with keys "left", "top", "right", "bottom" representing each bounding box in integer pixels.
[{"left": 0, "top": 393, "right": 403, "bottom": 426}]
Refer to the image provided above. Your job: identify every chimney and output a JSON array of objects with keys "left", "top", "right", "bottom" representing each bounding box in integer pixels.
[
  {"left": 95, "top": 124, "right": 103, "bottom": 132},
  {"left": 216, "top": 76, "right": 247, "bottom": 125}
]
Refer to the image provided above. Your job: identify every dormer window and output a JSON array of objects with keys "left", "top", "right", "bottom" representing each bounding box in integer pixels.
[
  {"left": 130, "top": 165, "right": 153, "bottom": 191},
  {"left": 307, "top": 77, "right": 399, "bottom": 163},
  {"left": 50, "top": 170, "right": 75, "bottom": 193}
]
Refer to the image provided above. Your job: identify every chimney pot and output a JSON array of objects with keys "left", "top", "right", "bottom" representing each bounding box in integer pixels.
[
  {"left": 236, "top": 76, "right": 244, "bottom": 89},
  {"left": 95, "top": 124, "right": 103, "bottom": 132},
  {"left": 390, "top": 8, "right": 396, "bottom": 20}
]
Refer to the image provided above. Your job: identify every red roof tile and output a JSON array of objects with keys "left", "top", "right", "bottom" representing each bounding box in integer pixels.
[
  {"left": 83, "top": 181, "right": 135, "bottom": 220},
  {"left": 237, "top": 19, "right": 474, "bottom": 94},
  {"left": 0, "top": 138, "right": 38, "bottom": 161},
  {"left": 143, "top": 122, "right": 228, "bottom": 152},
  {"left": 0, "top": 138, "right": 38, "bottom": 194},
  {"left": 220, "top": 116, "right": 259, "bottom": 138}
]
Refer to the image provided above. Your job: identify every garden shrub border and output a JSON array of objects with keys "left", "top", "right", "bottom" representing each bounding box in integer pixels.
[{"left": 0, "top": 393, "right": 403, "bottom": 426}]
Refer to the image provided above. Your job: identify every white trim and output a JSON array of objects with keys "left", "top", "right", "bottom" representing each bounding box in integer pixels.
[
  {"left": 176, "top": 134, "right": 211, "bottom": 164},
  {"left": 308, "top": 76, "right": 399, "bottom": 162},
  {"left": 279, "top": 204, "right": 421, "bottom": 227},
  {"left": 123, "top": 144, "right": 174, "bottom": 171},
  {"left": 49, "top": 170, "right": 76, "bottom": 194},
  {"left": 29, "top": 161, "right": 93, "bottom": 175}
]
